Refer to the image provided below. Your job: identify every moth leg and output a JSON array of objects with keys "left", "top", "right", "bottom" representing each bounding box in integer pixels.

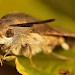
[
  {"left": 42, "top": 45, "right": 71, "bottom": 60},
  {"left": 58, "top": 37, "right": 70, "bottom": 50},
  {"left": 0, "top": 55, "right": 16, "bottom": 66},
  {"left": 26, "top": 44, "right": 41, "bottom": 71},
  {"left": 0, "top": 56, "right": 3, "bottom": 66},
  {"left": 51, "top": 51, "right": 71, "bottom": 60},
  {"left": 0, "top": 48, "right": 11, "bottom": 66},
  {"left": 3, "top": 55, "right": 16, "bottom": 61}
]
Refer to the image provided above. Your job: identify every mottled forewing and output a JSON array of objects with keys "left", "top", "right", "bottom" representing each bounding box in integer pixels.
[
  {"left": 31, "top": 24, "right": 75, "bottom": 37},
  {"left": 2, "top": 12, "right": 75, "bottom": 37}
]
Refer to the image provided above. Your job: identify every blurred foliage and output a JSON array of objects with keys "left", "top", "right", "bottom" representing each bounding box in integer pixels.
[
  {"left": 15, "top": 50, "right": 75, "bottom": 75},
  {"left": 0, "top": 0, "right": 75, "bottom": 32},
  {"left": 0, "top": 0, "right": 75, "bottom": 75}
]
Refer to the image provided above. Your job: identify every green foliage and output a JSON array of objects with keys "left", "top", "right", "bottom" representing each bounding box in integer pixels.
[{"left": 15, "top": 48, "right": 75, "bottom": 75}]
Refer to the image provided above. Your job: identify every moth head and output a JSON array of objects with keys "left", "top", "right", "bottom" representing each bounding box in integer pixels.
[
  {"left": 0, "top": 14, "right": 20, "bottom": 46},
  {"left": 0, "top": 28, "right": 14, "bottom": 46}
]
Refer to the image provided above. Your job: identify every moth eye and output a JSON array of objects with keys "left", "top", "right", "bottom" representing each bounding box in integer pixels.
[{"left": 5, "top": 29, "right": 14, "bottom": 38}]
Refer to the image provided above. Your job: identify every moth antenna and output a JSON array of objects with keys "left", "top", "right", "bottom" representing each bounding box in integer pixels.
[{"left": 10, "top": 19, "right": 55, "bottom": 27}]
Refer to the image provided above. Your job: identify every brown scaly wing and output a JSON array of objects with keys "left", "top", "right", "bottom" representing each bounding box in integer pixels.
[
  {"left": 4, "top": 12, "right": 75, "bottom": 37},
  {"left": 11, "top": 19, "right": 75, "bottom": 37},
  {"left": 31, "top": 23, "right": 75, "bottom": 37}
]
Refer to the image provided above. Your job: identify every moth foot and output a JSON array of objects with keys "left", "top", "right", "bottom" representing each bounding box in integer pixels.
[
  {"left": 0, "top": 55, "right": 16, "bottom": 66},
  {"left": 0, "top": 57, "right": 3, "bottom": 66}
]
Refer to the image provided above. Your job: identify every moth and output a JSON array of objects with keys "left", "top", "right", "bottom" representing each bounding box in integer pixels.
[{"left": 0, "top": 12, "right": 75, "bottom": 70}]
